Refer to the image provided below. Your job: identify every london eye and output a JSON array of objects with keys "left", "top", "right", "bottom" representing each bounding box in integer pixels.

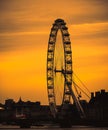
[{"left": 47, "top": 19, "right": 85, "bottom": 119}]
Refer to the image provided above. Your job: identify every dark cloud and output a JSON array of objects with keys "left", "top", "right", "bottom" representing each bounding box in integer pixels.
[
  {"left": 0, "top": 36, "right": 17, "bottom": 52},
  {"left": 0, "top": 0, "right": 108, "bottom": 52},
  {"left": 0, "top": 0, "right": 108, "bottom": 33},
  {"left": 72, "top": 30, "right": 108, "bottom": 39},
  {"left": 0, "top": 0, "right": 10, "bottom": 11},
  {"left": 68, "top": 14, "right": 108, "bottom": 25},
  {"left": 0, "top": 19, "right": 49, "bottom": 33},
  {"left": 89, "top": 0, "right": 108, "bottom": 5},
  {"left": 0, "top": 43, "right": 13, "bottom": 52},
  {"left": 0, "top": 20, "right": 22, "bottom": 33},
  {"left": 0, "top": 34, "right": 48, "bottom": 52},
  {"left": 67, "top": 0, "right": 108, "bottom": 25},
  {"left": 0, "top": 0, "right": 38, "bottom": 12}
]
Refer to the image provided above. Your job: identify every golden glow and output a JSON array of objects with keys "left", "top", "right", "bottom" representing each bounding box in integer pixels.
[{"left": 0, "top": 0, "right": 108, "bottom": 104}]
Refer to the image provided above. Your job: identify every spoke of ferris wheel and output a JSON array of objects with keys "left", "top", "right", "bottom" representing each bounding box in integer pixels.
[
  {"left": 72, "top": 80, "right": 90, "bottom": 99},
  {"left": 73, "top": 72, "right": 91, "bottom": 94},
  {"left": 54, "top": 68, "right": 65, "bottom": 74}
]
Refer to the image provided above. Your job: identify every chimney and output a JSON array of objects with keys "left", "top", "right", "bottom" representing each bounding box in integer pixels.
[
  {"left": 91, "top": 92, "right": 94, "bottom": 99},
  {"left": 101, "top": 89, "right": 105, "bottom": 94}
]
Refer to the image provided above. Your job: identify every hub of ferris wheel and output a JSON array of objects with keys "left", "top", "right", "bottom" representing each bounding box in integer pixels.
[{"left": 47, "top": 18, "right": 85, "bottom": 119}]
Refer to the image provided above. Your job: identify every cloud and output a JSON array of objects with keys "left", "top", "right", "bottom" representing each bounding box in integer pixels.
[
  {"left": 0, "top": 0, "right": 108, "bottom": 34},
  {"left": 0, "top": 33, "right": 48, "bottom": 52},
  {"left": 70, "top": 22, "right": 108, "bottom": 39},
  {"left": 0, "top": 0, "right": 108, "bottom": 103}
]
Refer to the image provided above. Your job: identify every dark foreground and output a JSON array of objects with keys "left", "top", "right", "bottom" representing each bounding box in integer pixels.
[{"left": 0, "top": 124, "right": 108, "bottom": 130}]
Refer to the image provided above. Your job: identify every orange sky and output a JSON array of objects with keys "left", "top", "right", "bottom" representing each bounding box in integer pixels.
[{"left": 0, "top": 0, "right": 108, "bottom": 104}]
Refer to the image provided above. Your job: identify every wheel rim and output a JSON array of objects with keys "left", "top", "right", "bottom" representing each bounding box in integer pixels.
[{"left": 47, "top": 19, "right": 72, "bottom": 117}]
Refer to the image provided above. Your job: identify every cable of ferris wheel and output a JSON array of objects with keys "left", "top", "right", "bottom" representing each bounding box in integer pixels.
[
  {"left": 72, "top": 80, "right": 90, "bottom": 99},
  {"left": 73, "top": 79, "right": 80, "bottom": 99},
  {"left": 73, "top": 72, "right": 91, "bottom": 94}
]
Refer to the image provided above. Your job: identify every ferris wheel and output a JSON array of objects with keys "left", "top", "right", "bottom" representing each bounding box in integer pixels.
[{"left": 47, "top": 19, "right": 85, "bottom": 118}]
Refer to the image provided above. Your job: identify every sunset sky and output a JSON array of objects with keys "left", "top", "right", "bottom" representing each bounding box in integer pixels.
[{"left": 0, "top": 0, "right": 108, "bottom": 104}]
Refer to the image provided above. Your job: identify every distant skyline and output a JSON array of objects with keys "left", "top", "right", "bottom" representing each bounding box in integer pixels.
[{"left": 0, "top": 0, "right": 108, "bottom": 104}]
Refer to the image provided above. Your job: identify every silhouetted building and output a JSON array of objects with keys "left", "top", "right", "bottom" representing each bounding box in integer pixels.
[
  {"left": 88, "top": 89, "right": 108, "bottom": 123},
  {"left": 0, "top": 97, "right": 51, "bottom": 124},
  {"left": 0, "top": 89, "right": 108, "bottom": 126},
  {"left": 5, "top": 99, "right": 15, "bottom": 110}
]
